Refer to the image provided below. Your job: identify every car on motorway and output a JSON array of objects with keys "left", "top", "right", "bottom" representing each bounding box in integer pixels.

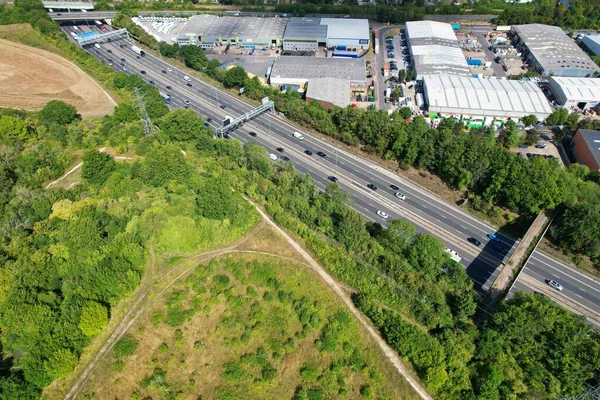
[
  {"left": 487, "top": 233, "right": 501, "bottom": 241},
  {"left": 269, "top": 153, "right": 277, "bottom": 161},
  {"left": 328, "top": 176, "right": 338, "bottom": 182},
  {"left": 108, "top": 58, "right": 112, "bottom": 62},
  {"left": 166, "top": 85, "right": 172, "bottom": 90},
  {"left": 493, "top": 243, "right": 508, "bottom": 255},
  {"left": 120, "top": 44, "right": 124, "bottom": 48},
  {"left": 107, "top": 49, "right": 112, "bottom": 53},
  {"left": 316, "top": 151, "right": 326, "bottom": 157},
  {"left": 305, "top": 150, "right": 313, "bottom": 156},
  {"left": 546, "top": 279, "right": 563, "bottom": 291},
  {"left": 186, "top": 83, "right": 192, "bottom": 87},
  {"left": 167, "top": 68, "right": 172, "bottom": 72},
  {"left": 207, "top": 118, "right": 212, "bottom": 123},
  {"left": 120, "top": 58, "right": 125, "bottom": 62},
  {"left": 162, "top": 70, "right": 167, "bottom": 74},
  {"left": 281, "top": 156, "right": 290, "bottom": 162},
  {"left": 184, "top": 100, "right": 190, "bottom": 105},
  {"left": 220, "top": 105, "right": 227, "bottom": 109},
  {"left": 223, "top": 134, "right": 231, "bottom": 139},
  {"left": 136, "top": 56, "right": 141, "bottom": 59},
  {"left": 277, "top": 147, "right": 284, "bottom": 152},
  {"left": 390, "top": 184, "right": 399, "bottom": 190},
  {"left": 395, "top": 192, "right": 406, "bottom": 200},
  {"left": 149, "top": 80, "right": 155, "bottom": 84},
  {"left": 249, "top": 131, "right": 257, "bottom": 137},
  {"left": 367, "top": 183, "right": 377, "bottom": 191},
  {"left": 140, "top": 70, "right": 146, "bottom": 74},
  {"left": 107, "top": 62, "right": 113, "bottom": 66},
  {"left": 468, "top": 237, "right": 482, "bottom": 246},
  {"left": 120, "top": 62, "right": 124, "bottom": 66},
  {"left": 377, "top": 210, "right": 389, "bottom": 219}
]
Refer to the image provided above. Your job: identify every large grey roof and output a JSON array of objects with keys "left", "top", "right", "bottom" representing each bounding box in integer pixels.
[
  {"left": 320, "top": 18, "right": 369, "bottom": 40},
  {"left": 423, "top": 75, "right": 553, "bottom": 118},
  {"left": 577, "top": 129, "right": 600, "bottom": 166},
  {"left": 549, "top": 77, "right": 600, "bottom": 102},
  {"left": 270, "top": 56, "right": 366, "bottom": 82},
  {"left": 180, "top": 15, "right": 287, "bottom": 39},
  {"left": 513, "top": 24, "right": 600, "bottom": 76},
  {"left": 405, "top": 21, "right": 470, "bottom": 78},
  {"left": 306, "top": 78, "right": 351, "bottom": 108},
  {"left": 284, "top": 17, "right": 327, "bottom": 40}
]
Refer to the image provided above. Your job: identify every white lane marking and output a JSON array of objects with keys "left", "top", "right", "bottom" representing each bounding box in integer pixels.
[{"left": 530, "top": 257, "right": 600, "bottom": 295}]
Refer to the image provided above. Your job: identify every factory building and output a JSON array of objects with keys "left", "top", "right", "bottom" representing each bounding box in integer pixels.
[
  {"left": 581, "top": 34, "right": 600, "bottom": 58},
  {"left": 405, "top": 21, "right": 471, "bottom": 80},
  {"left": 269, "top": 57, "right": 367, "bottom": 107},
  {"left": 572, "top": 129, "right": 600, "bottom": 171},
  {"left": 548, "top": 77, "right": 600, "bottom": 111},
  {"left": 422, "top": 75, "right": 553, "bottom": 121},
  {"left": 177, "top": 15, "right": 287, "bottom": 48},
  {"left": 282, "top": 17, "right": 370, "bottom": 57},
  {"left": 510, "top": 24, "right": 600, "bottom": 78}
]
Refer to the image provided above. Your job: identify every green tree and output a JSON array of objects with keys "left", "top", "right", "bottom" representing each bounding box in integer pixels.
[
  {"left": 224, "top": 66, "right": 248, "bottom": 88},
  {"left": 157, "top": 108, "right": 210, "bottom": 142},
  {"left": 0, "top": 115, "right": 29, "bottom": 141},
  {"left": 179, "top": 45, "right": 207, "bottom": 71},
  {"left": 502, "top": 120, "right": 520, "bottom": 148},
  {"left": 38, "top": 100, "right": 78, "bottom": 125},
  {"left": 244, "top": 142, "right": 274, "bottom": 177},
  {"left": 522, "top": 114, "right": 538, "bottom": 127},
  {"left": 546, "top": 108, "right": 569, "bottom": 126},
  {"left": 81, "top": 150, "right": 117, "bottom": 185},
  {"left": 112, "top": 103, "right": 139, "bottom": 124},
  {"left": 79, "top": 301, "right": 109, "bottom": 337},
  {"left": 398, "top": 107, "right": 412, "bottom": 119},
  {"left": 196, "top": 177, "right": 238, "bottom": 220},
  {"left": 43, "top": 349, "right": 78, "bottom": 380},
  {"left": 136, "top": 145, "right": 190, "bottom": 187}
]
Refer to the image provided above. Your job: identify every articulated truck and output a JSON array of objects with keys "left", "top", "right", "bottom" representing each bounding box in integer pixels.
[{"left": 131, "top": 45, "right": 145, "bottom": 57}]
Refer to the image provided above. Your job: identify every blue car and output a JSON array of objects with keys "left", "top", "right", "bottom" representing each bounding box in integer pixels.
[
  {"left": 487, "top": 233, "right": 501, "bottom": 242},
  {"left": 493, "top": 243, "right": 508, "bottom": 255}
]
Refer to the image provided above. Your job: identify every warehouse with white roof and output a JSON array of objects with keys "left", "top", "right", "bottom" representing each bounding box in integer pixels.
[
  {"left": 548, "top": 77, "right": 600, "bottom": 110},
  {"left": 423, "top": 75, "right": 553, "bottom": 119},
  {"left": 405, "top": 21, "right": 470, "bottom": 80}
]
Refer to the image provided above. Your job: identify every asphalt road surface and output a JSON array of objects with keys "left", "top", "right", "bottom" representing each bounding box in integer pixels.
[{"left": 64, "top": 26, "right": 600, "bottom": 327}]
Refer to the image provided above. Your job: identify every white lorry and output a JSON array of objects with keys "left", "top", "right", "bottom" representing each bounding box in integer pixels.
[{"left": 131, "top": 45, "right": 145, "bottom": 57}]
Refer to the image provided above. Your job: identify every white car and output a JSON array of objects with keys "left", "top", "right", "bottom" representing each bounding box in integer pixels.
[
  {"left": 167, "top": 68, "right": 172, "bottom": 72},
  {"left": 546, "top": 279, "right": 563, "bottom": 291},
  {"left": 269, "top": 153, "right": 277, "bottom": 161},
  {"left": 395, "top": 192, "right": 406, "bottom": 200},
  {"left": 377, "top": 210, "right": 389, "bottom": 219}
]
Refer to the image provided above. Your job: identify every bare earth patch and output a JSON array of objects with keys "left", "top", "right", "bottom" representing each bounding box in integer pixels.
[{"left": 0, "top": 38, "right": 116, "bottom": 118}]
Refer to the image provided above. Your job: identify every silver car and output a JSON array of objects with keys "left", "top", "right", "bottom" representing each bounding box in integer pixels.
[{"left": 546, "top": 279, "right": 563, "bottom": 291}]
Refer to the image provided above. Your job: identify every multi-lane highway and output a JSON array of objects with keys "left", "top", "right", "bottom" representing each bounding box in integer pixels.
[{"left": 63, "top": 25, "right": 600, "bottom": 327}]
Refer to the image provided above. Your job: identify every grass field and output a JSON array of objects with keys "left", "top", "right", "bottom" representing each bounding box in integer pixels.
[{"left": 79, "top": 224, "right": 420, "bottom": 400}]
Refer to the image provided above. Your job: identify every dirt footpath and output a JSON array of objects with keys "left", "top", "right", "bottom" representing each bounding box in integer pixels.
[{"left": 0, "top": 39, "right": 116, "bottom": 118}]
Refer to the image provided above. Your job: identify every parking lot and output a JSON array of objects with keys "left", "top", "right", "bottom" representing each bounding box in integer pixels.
[{"left": 380, "top": 31, "right": 418, "bottom": 111}]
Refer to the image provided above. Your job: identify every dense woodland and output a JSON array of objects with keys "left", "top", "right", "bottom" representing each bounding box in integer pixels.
[{"left": 1, "top": 1, "right": 600, "bottom": 399}]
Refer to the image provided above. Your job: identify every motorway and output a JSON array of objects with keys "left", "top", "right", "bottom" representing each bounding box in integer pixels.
[{"left": 63, "top": 25, "right": 600, "bottom": 327}]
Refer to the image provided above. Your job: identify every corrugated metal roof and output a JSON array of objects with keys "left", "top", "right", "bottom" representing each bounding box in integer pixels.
[
  {"left": 270, "top": 56, "right": 366, "bottom": 82},
  {"left": 284, "top": 17, "right": 327, "bottom": 39},
  {"left": 306, "top": 78, "right": 351, "bottom": 108},
  {"left": 423, "top": 75, "right": 553, "bottom": 118},
  {"left": 549, "top": 77, "right": 600, "bottom": 102},
  {"left": 320, "top": 18, "right": 369, "bottom": 40}
]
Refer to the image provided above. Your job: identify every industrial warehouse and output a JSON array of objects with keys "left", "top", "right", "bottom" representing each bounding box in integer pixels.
[
  {"left": 548, "top": 77, "right": 600, "bottom": 111},
  {"left": 176, "top": 15, "right": 288, "bottom": 48},
  {"left": 269, "top": 57, "right": 367, "bottom": 107},
  {"left": 405, "top": 21, "right": 471, "bottom": 80},
  {"left": 282, "top": 17, "right": 370, "bottom": 57},
  {"left": 510, "top": 24, "right": 600, "bottom": 78},
  {"left": 422, "top": 75, "right": 554, "bottom": 120}
]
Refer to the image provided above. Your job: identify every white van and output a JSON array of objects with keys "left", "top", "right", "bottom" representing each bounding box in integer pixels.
[
  {"left": 293, "top": 132, "right": 304, "bottom": 140},
  {"left": 94, "top": 43, "right": 101, "bottom": 49},
  {"left": 183, "top": 75, "right": 191, "bottom": 82},
  {"left": 269, "top": 153, "right": 277, "bottom": 161}
]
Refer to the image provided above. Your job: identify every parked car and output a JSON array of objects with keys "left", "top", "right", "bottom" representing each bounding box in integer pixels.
[
  {"left": 546, "top": 279, "right": 563, "bottom": 291},
  {"left": 535, "top": 143, "right": 548, "bottom": 149}
]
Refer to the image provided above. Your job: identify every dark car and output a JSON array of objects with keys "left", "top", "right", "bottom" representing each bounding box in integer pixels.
[
  {"left": 162, "top": 70, "right": 167, "bottom": 74},
  {"left": 220, "top": 105, "right": 227, "bottom": 109},
  {"left": 121, "top": 58, "right": 126, "bottom": 62},
  {"left": 107, "top": 49, "right": 112, "bottom": 53},
  {"left": 276, "top": 147, "right": 284, "bottom": 152},
  {"left": 328, "top": 176, "right": 338, "bottom": 182},
  {"left": 390, "top": 184, "right": 399, "bottom": 191},
  {"left": 468, "top": 237, "right": 482, "bottom": 246},
  {"left": 149, "top": 80, "right": 155, "bottom": 84},
  {"left": 316, "top": 151, "right": 326, "bottom": 157},
  {"left": 140, "top": 70, "right": 146, "bottom": 74},
  {"left": 120, "top": 44, "right": 124, "bottom": 48},
  {"left": 519, "top": 144, "right": 528, "bottom": 148},
  {"left": 187, "top": 83, "right": 192, "bottom": 87},
  {"left": 108, "top": 58, "right": 112, "bottom": 62},
  {"left": 207, "top": 118, "right": 213, "bottom": 123},
  {"left": 249, "top": 131, "right": 257, "bottom": 137},
  {"left": 281, "top": 156, "right": 290, "bottom": 162},
  {"left": 367, "top": 183, "right": 377, "bottom": 191},
  {"left": 136, "top": 56, "right": 141, "bottom": 59},
  {"left": 120, "top": 62, "right": 125, "bottom": 66},
  {"left": 493, "top": 243, "right": 508, "bottom": 255},
  {"left": 223, "top": 134, "right": 231, "bottom": 139},
  {"left": 305, "top": 150, "right": 313, "bottom": 156},
  {"left": 166, "top": 85, "right": 172, "bottom": 90}
]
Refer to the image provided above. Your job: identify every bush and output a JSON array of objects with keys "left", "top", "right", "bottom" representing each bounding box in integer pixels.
[
  {"left": 38, "top": 100, "right": 78, "bottom": 125},
  {"left": 113, "top": 334, "right": 139, "bottom": 358}
]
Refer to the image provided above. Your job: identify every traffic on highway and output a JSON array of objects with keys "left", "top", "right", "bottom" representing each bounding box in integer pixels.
[{"left": 62, "top": 23, "right": 600, "bottom": 327}]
